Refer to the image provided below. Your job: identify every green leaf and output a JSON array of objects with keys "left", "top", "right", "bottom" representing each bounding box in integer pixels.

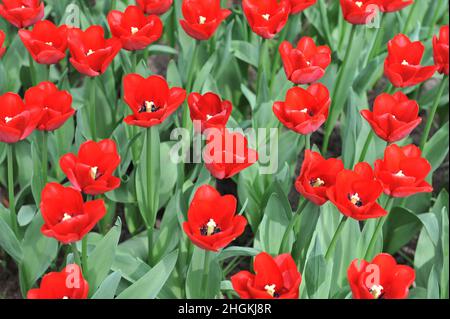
[
  {"left": 185, "top": 248, "right": 221, "bottom": 299},
  {"left": 19, "top": 214, "right": 58, "bottom": 295},
  {"left": 117, "top": 250, "right": 178, "bottom": 299},
  {"left": 0, "top": 212, "right": 23, "bottom": 263},
  {"left": 217, "top": 246, "right": 260, "bottom": 262},
  {"left": 17, "top": 205, "right": 36, "bottom": 227},
  {"left": 87, "top": 219, "right": 122, "bottom": 295},
  {"left": 91, "top": 271, "right": 122, "bottom": 299},
  {"left": 423, "top": 121, "right": 449, "bottom": 174},
  {"left": 230, "top": 40, "right": 258, "bottom": 67}
]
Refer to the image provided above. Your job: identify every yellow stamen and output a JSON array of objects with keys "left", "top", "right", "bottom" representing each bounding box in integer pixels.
[
  {"left": 90, "top": 166, "right": 98, "bottom": 180},
  {"left": 206, "top": 219, "right": 217, "bottom": 236},
  {"left": 264, "top": 284, "right": 276, "bottom": 297},
  {"left": 369, "top": 284, "right": 384, "bottom": 299}
]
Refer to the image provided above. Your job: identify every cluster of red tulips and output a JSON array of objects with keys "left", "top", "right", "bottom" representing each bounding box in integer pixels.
[{"left": 0, "top": 0, "right": 448, "bottom": 300}]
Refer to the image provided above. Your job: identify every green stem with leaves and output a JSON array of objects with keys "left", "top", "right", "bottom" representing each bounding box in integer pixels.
[
  {"left": 29, "top": 55, "right": 36, "bottom": 86},
  {"left": 81, "top": 236, "right": 88, "bottom": 274},
  {"left": 202, "top": 251, "right": 211, "bottom": 298},
  {"left": 419, "top": 77, "right": 448, "bottom": 150},
  {"left": 324, "top": 217, "right": 347, "bottom": 260},
  {"left": 89, "top": 77, "right": 97, "bottom": 141},
  {"left": 363, "top": 197, "right": 394, "bottom": 260},
  {"left": 322, "top": 25, "right": 357, "bottom": 154},
  {"left": 71, "top": 243, "right": 81, "bottom": 266},
  {"left": 7, "top": 144, "right": 18, "bottom": 236},
  {"left": 42, "top": 131, "right": 48, "bottom": 184},
  {"left": 358, "top": 130, "right": 374, "bottom": 164}
]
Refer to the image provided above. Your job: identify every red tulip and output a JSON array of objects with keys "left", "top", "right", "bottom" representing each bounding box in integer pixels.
[
  {"left": 273, "top": 83, "right": 330, "bottom": 135},
  {"left": 18, "top": 20, "right": 68, "bottom": 65},
  {"left": 295, "top": 150, "right": 344, "bottom": 205},
  {"left": 339, "top": 0, "right": 378, "bottom": 25},
  {"left": 59, "top": 139, "right": 121, "bottom": 195},
  {"left": 0, "top": 92, "right": 40, "bottom": 144},
  {"left": 188, "top": 92, "right": 232, "bottom": 132},
  {"left": 377, "top": 0, "right": 414, "bottom": 12},
  {"left": 289, "top": 0, "right": 317, "bottom": 14},
  {"left": 67, "top": 25, "right": 121, "bottom": 77},
  {"left": 40, "top": 183, "right": 106, "bottom": 244},
  {"left": 231, "top": 252, "right": 302, "bottom": 299},
  {"left": 279, "top": 37, "right": 331, "bottom": 84},
  {"left": 24, "top": 81, "right": 74, "bottom": 131},
  {"left": 27, "top": 264, "right": 89, "bottom": 299},
  {"left": 360, "top": 92, "right": 421, "bottom": 143},
  {"left": 242, "top": 0, "right": 291, "bottom": 39},
  {"left": 0, "top": 0, "right": 44, "bottom": 28},
  {"left": 374, "top": 144, "right": 433, "bottom": 197},
  {"left": 326, "top": 162, "right": 387, "bottom": 220},
  {"left": 123, "top": 74, "right": 186, "bottom": 127},
  {"left": 0, "top": 29, "right": 6, "bottom": 58},
  {"left": 180, "top": 0, "right": 231, "bottom": 40},
  {"left": 107, "top": 5, "right": 163, "bottom": 51},
  {"left": 384, "top": 34, "right": 437, "bottom": 88},
  {"left": 348, "top": 253, "right": 415, "bottom": 299},
  {"left": 136, "top": 0, "right": 173, "bottom": 15},
  {"left": 203, "top": 129, "right": 258, "bottom": 180},
  {"left": 433, "top": 25, "right": 449, "bottom": 75},
  {"left": 182, "top": 184, "right": 247, "bottom": 251}
]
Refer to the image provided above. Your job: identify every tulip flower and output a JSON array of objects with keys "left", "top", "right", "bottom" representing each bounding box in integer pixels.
[
  {"left": 179, "top": 0, "right": 231, "bottom": 40},
  {"left": 203, "top": 129, "right": 258, "bottom": 180},
  {"left": 67, "top": 25, "right": 122, "bottom": 77},
  {"left": 0, "top": 0, "right": 44, "bottom": 28},
  {"left": 40, "top": 183, "right": 107, "bottom": 244},
  {"left": 360, "top": 92, "right": 421, "bottom": 143},
  {"left": 347, "top": 253, "right": 415, "bottom": 299},
  {"left": 377, "top": 0, "right": 414, "bottom": 12},
  {"left": 433, "top": 25, "right": 449, "bottom": 75},
  {"left": 326, "top": 162, "right": 387, "bottom": 220},
  {"left": 24, "top": 81, "right": 75, "bottom": 131},
  {"left": 273, "top": 83, "right": 331, "bottom": 135},
  {"left": 18, "top": 20, "right": 68, "bottom": 65},
  {"left": 107, "top": 5, "right": 163, "bottom": 51},
  {"left": 59, "top": 139, "right": 121, "bottom": 195},
  {"left": 374, "top": 144, "right": 433, "bottom": 197},
  {"left": 188, "top": 92, "right": 232, "bottom": 132},
  {"left": 0, "top": 29, "right": 6, "bottom": 58},
  {"left": 295, "top": 150, "right": 345, "bottom": 205},
  {"left": 289, "top": 0, "right": 317, "bottom": 14},
  {"left": 231, "top": 252, "right": 302, "bottom": 299},
  {"left": 27, "top": 264, "right": 89, "bottom": 299},
  {"left": 0, "top": 92, "right": 40, "bottom": 144},
  {"left": 242, "top": 0, "right": 291, "bottom": 39},
  {"left": 339, "top": 0, "right": 378, "bottom": 25},
  {"left": 182, "top": 184, "right": 247, "bottom": 251},
  {"left": 136, "top": 0, "right": 173, "bottom": 15},
  {"left": 384, "top": 34, "right": 437, "bottom": 88},
  {"left": 279, "top": 37, "right": 331, "bottom": 84},
  {"left": 123, "top": 74, "right": 186, "bottom": 127}
]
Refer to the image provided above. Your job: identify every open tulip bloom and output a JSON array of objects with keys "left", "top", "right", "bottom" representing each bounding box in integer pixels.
[{"left": 0, "top": 0, "right": 448, "bottom": 303}]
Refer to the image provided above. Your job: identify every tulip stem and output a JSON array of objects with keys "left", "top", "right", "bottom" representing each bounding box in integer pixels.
[
  {"left": 366, "top": 14, "right": 384, "bottom": 63},
  {"left": 322, "top": 25, "right": 357, "bottom": 154},
  {"left": 402, "top": 0, "right": 418, "bottom": 34},
  {"left": 304, "top": 134, "right": 310, "bottom": 150},
  {"left": 363, "top": 197, "right": 394, "bottom": 260},
  {"left": 42, "top": 131, "right": 48, "bottom": 185},
  {"left": 358, "top": 130, "right": 374, "bottom": 164},
  {"left": 81, "top": 237, "right": 88, "bottom": 274},
  {"left": 28, "top": 54, "right": 36, "bottom": 86},
  {"left": 7, "top": 144, "right": 18, "bottom": 236},
  {"left": 202, "top": 250, "right": 211, "bottom": 298},
  {"left": 324, "top": 216, "right": 347, "bottom": 261},
  {"left": 71, "top": 243, "right": 81, "bottom": 266},
  {"left": 89, "top": 77, "right": 97, "bottom": 141},
  {"left": 419, "top": 76, "right": 448, "bottom": 150}
]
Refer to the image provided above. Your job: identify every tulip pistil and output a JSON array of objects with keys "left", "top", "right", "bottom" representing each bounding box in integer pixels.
[
  {"left": 199, "top": 16, "right": 207, "bottom": 24},
  {"left": 401, "top": 60, "right": 409, "bottom": 66},
  {"left": 4, "top": 116, "right": 13, "bottom": 123},
  {"left": 264, "top": 284, "right": 279, "bottom": 298},
  {"left": 131, "top": 27, "right": 139, "bottom": 34},
  {"left": 355, "top": 1, "right": 363, "bottom": 8},
  {"left": 90, "top": 166, "right": 99, "bottom": 180},
  {"left": 139, "top": 101, "right": 160, "bottom": 113},
  {"left": 348, "top": 193, "right": 363, "bottom": 207},
  {"left": 310, "top": 177, "right": 325, "bottom": 187},
  {"left": 87, "top": 49, "right": 95, "bottom": 56},
  {"left": 200, "top": 218, "right": 221, "bottom": 236},
  {"left": 262, "top": 14, "right": 270, "bottom": 21},
  {"left": 45, "top": 41, "right": 53, "bottom": 46},
  {"left": 62, "top": 213, "right": 72, "bottom": 222},
  {"left": 394, "top": 170, "right": 405, "bottom": 177},
  {"left": 369, "top": 284, "right": 384, "bottom": 299}
]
